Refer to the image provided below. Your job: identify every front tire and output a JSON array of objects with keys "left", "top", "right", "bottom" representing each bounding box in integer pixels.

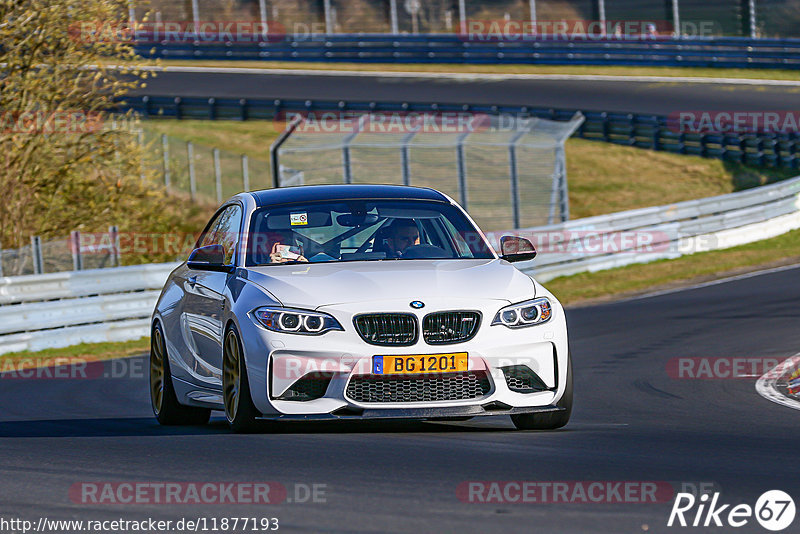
[
  {"left": 223, "top": 325, "right": 261, "bottom": 433},
  {"left": 150, "top": 323, "right": 211, "bottom": 426},
  {"left": 511, "top": 354, "right": 573, "bottom": 431}
]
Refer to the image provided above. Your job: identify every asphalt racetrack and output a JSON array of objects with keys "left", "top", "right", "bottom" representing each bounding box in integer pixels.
[
  {"left": 136, "top": 68, "right": 800, "bottom": 115},
  {"left": 1, "top": 264, "right": 799, "bottom": 533}
]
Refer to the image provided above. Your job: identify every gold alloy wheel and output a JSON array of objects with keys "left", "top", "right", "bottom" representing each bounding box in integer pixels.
[
  {"left": 150, "top": 326, "right": 166, "bottom": 414},
  {"left": 223, "top": 330, "right": 242, "bottom": 422}
]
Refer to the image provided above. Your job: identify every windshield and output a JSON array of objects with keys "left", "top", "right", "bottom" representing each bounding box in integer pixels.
[{"left": 245, "top": 199, "right": 495, "bottom": 266}]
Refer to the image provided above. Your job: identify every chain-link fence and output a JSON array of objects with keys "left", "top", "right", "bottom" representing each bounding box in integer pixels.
[
  {"left": 140, "top": 130, "right": 280, "bottom": 203},
  {"left": 275, "top": 112, "right": 584, "bottom": 231},
  {"left": 0, "top": 231, "right": 120, "bottom": 277},
  {"left": 133, "top": 0, "right": 792, "bottom": 38},
  {"left": 0, "top": 129, "right": 277, "bottom": 277}
]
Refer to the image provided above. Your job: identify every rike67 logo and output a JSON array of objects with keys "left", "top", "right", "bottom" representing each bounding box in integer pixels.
[{"left": 668, "top": 490, "right": 795, "bottom": 531}]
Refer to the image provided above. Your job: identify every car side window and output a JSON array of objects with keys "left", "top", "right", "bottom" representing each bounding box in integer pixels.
[{"left": 199, "top": 205, "right": 243, "bottom": 265}]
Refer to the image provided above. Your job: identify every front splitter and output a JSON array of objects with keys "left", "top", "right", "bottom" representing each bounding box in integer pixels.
[{"left": 259, "top": 402, "right": 564, "bottom": 421}]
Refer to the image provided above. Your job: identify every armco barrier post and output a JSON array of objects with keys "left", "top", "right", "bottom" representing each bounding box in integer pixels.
[{"left": 70, "top": 231, "right": 83, "bottom": 271}]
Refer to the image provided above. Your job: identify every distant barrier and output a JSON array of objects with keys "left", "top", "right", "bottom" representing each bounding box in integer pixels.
[
  {"left": 135, "top": 35, "right": 800, "bottom": 69},
  {"left": 3, "top": 175, "right": 799, "bottom": 354},
  {"left": 124, "top": 96, "right": 800, "bottom": 170}
]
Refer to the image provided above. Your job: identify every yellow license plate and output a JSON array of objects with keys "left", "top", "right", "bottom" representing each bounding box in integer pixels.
[{"left": 373, "top": 353, "right": 468, "bottom": 375}]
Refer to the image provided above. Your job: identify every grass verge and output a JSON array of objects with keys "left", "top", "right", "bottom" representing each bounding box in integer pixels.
[
  {"left": 0, "top": 338, "right": 150, "bottom": 369},
  {"left": 150, "top": 60, "right": 800, "bottom": 82}
]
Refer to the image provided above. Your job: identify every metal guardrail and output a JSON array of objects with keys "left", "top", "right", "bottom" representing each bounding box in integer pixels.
[
  {"left": 0, "top": 263, "right": 177, "bottom": 305},
  {"left": 135, "top": 35, "right": 800, "bottom": 69},
  {"left": 124, "top": 96, "right": 800, "bottom": 171},
  {"left": 2, "top": 175, "right": 800, "bottom": 354},
  {"left": 483, "top": 174, "right": 800, "bottom": 282},
  {"left": 0, "top": 263, "right": 180, "bottom": 354}
]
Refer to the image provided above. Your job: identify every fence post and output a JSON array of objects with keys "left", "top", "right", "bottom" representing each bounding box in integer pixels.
[
  {"left": 191, "top": 0, "right": 200, "bottom": 34},
  {"left": 556, "top": 145, "right": 570, "bottom": 222},
  {"left": 671, "top": 0, "right": 681, "bottom": 37},
  {"left": 213, "top": 148, "right": 223, "bottom": 203},
  {"left": 341, "top": 115, "right": 367, "bottom": 184},
  {"left": 109, "top": 226, "right": 120, "bottom": 267},
  {"left": 258, "top": 0, "right": 268, "bottom": 37},
  {"left": 31, "top": 236, "right": 44, "bottom": 274},
  {"left": 270, "top": 115, "right": 303, "bottom": 188},
  {"left": 187, "top": 141, "right": 197, "bottom": 201},
  {"left": 324, "top": 0, "right": 333, "bottom": 34},
  {"left": 161, "top": 134, "right": 170, "bottom": 189},
  {"left": 389, "top": 0, "right": 399, "bottom": 34},
  {"left": 70, "top": 231, "right": 83, "bottom": 271},
  {"left": 456, "top": 130, "right": 471, "bottom": 210},
  {"left": 242, "top": 154, "right": 250, "bottom": 191},
  {"left": 400, "top": 130, "right": 417, "bottom": 186},
  {"left": 137, "top": 130, "right": 146, "bottom": 182},
  {"left": 342, "top": 145, "right": 352, "bottom": 184},
  {"left": 596, "top": 0, "right": 606, "bottom": 35},
  {"left": 529, "top": 0, "right": 537, "bottom": 35},
  {"left": 746, "top": 0, "right": 757, "bottom": 38},
  {"left": 458, "top": 0, "right": 467, "bottom": 34},
  {"left": 508, "top": 129, "right": 527, "bottom": 229}
]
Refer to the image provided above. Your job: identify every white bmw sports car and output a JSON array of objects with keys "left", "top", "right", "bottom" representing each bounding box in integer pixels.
[{"left": 150, "top": 185, "right": 572, "bottom": 432}]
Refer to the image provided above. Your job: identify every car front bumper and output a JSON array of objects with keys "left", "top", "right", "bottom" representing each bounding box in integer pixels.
[{"left": 237, "top": 294, "right": 569, "bottom": 419}]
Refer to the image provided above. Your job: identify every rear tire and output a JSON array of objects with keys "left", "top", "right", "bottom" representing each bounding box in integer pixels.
[
  {"left": 511, "top": 353, "right": 573, "bottom": 431},
  {"left": 223, "top": 325, "right": 261, "bottom": 433},
  {"left": 150, "top": 323, "right": 211, "bottom": 426}
]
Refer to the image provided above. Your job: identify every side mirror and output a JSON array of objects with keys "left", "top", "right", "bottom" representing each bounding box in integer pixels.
[
  {"left": 187, "top": 244, "right": 233, "bottom": 273},
  {"left": 500, "top": 236, "right": 537, "bottom": 263}
]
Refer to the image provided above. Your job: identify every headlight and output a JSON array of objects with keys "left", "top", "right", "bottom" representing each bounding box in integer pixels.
[
  {"left": 492, "top": 298, "right": 552, "bottom": 328},
  {"left": 251, "top": 307, "right": 343, "bottom": 335}
]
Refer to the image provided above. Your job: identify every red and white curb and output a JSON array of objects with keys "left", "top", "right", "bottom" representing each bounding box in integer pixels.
[{"left": 756, "top": 352, "right": 800, "bottom": 410}]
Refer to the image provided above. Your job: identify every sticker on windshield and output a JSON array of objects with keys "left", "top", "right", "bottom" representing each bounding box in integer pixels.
[{"left": 290, "top": 212, "right": 308, "bottom": 226}]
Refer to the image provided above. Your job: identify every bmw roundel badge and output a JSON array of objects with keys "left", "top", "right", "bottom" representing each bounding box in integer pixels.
[{"left": 410, "top": 301, "right": 425, "bottom": 309}]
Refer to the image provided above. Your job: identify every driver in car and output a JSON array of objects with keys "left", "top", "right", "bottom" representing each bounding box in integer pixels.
[
  {"left": 382, "top": 219, "right": 420, "bottom": 258},
  {"left": 263, "top": 230, "right": 308, "bottom": 264}
]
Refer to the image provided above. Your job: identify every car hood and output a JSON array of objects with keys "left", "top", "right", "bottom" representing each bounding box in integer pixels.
[{"left": 245, "top": 259, "right": 535, "bottom": 308}]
